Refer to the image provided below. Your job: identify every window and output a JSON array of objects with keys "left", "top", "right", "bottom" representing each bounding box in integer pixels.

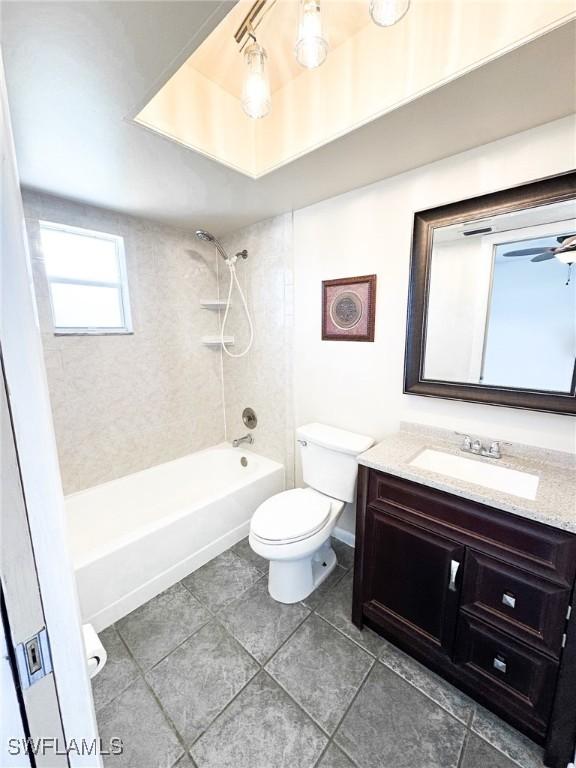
[{"left": 39, "top": 221, "right": 132, "bottom": 334}]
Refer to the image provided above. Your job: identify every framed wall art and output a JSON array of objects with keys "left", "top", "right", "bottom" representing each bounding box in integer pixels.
[{"left": 322, "top": 274, "right": 377, "bottom": 342}]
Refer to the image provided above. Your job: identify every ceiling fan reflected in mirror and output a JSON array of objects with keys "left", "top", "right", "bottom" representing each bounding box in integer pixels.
[{"left": 503, "top": 234, "right": 576, "bottom": 285}]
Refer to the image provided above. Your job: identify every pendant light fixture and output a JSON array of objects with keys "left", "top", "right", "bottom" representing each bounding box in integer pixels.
[
  {"left": 236, "top": 0, "right": 412, "bottom": 120},
  {"left": 241, "top": 36, "right": 271, "bottom": 119},
  {"left": 369, "top": 0, "right": 410, "bottom": 27},
  {"left": 295, "top": 0, "right": 328, "bottom": 70}
]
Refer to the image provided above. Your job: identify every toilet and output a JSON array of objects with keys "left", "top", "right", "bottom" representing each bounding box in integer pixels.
[{"left": 249, "top": 423, "right": 374, "bottom": 603}]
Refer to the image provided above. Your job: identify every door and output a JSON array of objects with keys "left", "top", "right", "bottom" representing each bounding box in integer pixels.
[
  {"left": 362, "top": 506, "right": 464, "bottom": 656},
  {"left": 1, "top": 604, "right": 31, "bottom": 768},
  {"left": 1, "top": 355, "right": 68, "bottom": 766},
  {"left": 1, "top": 55, "right": 100, "bottom": 767}
]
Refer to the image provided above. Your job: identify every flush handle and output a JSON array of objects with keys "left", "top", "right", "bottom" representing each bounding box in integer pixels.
[
  {"left": 448, "top": 560, "right": 460, "bottom": 592},
  {"left": 502, "top": 591, "right": 516, "bottom": 609},
  {"left": 493, "top": 654, "right": 507, "bottom": 674}
]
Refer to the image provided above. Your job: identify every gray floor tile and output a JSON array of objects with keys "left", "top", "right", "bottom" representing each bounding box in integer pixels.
[
  {"left": 461, "top": 734, "right": 521, "bottom": 768},
  {"left": 231, "top": 536, "right": 268, "bottom": 573},
  {"left": 378, "top": 637, "right": 475, "bottom": 724},
  {"left": 191, "top": 671, "right": 328, "bottom": 768},
  {"left": 219, "top": 578, "right": 310, "bottom": 663},
  {"left": 317, "top": 743, "right": 357, "bottom": 768},
  {"left": 117, "top": 583, "right": 211, "bottom": 670},
  {"left": 335, "top": 663, "right": 467, "bottom": 768},
  {"left": 183, "top": 550, "right": 262, "bottom": 612},
  {"left": 331, "top": 538, "right": 355, "bottom": 571},
  {"left": 173, "top": 754, "right": 197, "bottom": 768},
  {"left": 146, "top": 621, "right": 258, "bottom": 746},
  {"left": 266, "top": 614, "right": 373, "bottom": 733},
  {"left": 315, "top": 572, "right": 384, "bottom": 656},
  {"left": 471, "top": 707, "right": 545, "bottom": 768},
  {"left": 91, "top": 625, "right": 140, "bottom": 711},
  {"left": 96, "top": 677, "right": 183, "bottom": 768},
  {"left": 301, "top": 565, "right": 347, "bottom": 610}
]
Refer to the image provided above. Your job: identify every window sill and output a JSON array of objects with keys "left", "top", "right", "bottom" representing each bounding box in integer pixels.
[{"left": 53, "top": 330, "right": 134, "bottom": 337}]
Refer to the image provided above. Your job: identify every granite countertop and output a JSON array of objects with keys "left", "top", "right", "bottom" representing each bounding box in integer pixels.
[{"left": 358, "top": 423, "right": 576, "bottom": 533}]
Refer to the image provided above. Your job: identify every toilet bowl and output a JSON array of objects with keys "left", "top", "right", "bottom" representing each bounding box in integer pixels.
[
  {"left": 249, "top": 488, "right": 345, "bottom": 603},
  {"left": 249, "top": 423, "right": 374, "bottom": 603}
]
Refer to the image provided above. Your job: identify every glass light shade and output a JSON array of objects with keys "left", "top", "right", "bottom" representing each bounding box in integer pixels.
[
  {"left": 295, "top": 0, "right": 328, "bottom": 70},
  {"left": 241, "top": 41, "right": 271, "bottom": 119},
  {"left": 369, "top": 0, "right": 410, "bottom": 27}
]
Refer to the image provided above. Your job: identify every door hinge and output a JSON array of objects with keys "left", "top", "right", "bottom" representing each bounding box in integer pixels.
[
  {"left": 15, "top": 628, "right": 53, "bottom": 689},
  {"left": 567, "top": 605, "right": 572, "bottom": 622},
  {"left": 562, "top": 633, "right": 567, "bottom": 649}
]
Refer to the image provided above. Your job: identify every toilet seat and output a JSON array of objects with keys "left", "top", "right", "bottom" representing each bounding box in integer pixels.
[{"left": 251, "top": 488, "right": 332, "bottom": 544}]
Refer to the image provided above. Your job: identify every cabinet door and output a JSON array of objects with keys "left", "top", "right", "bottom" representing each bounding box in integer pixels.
[{"left": 362, "top": 506, "right": 464, "bottom": 656}]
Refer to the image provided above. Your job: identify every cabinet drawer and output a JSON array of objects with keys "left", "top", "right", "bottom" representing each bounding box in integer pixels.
[
  {"left": 455, "top": 614, "right": 558, "bottom": 733},
  {"left": 461, "top": 551, "right": 570, "bottom": 657}
]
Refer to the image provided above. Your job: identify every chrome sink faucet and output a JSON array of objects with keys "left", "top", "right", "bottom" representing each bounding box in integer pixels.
[
  {"left": 455, "top": 433, "right": 510, "bottom": 459},
  {"left": 232, "top": 434, "right": 254, "bottom": 448}
]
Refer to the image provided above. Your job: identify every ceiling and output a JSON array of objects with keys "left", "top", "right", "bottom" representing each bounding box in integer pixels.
[
  {"left": 435, "top": 201, "right": 576, "bottom": 244},
  {"left": 2, "top": 2, "right": 575, "bottom": 236}
]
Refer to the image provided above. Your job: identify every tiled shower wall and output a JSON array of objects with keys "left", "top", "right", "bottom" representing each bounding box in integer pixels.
[
  {"left": 220, "top": 213, "right": 295, "bottom": 488},
  {"left": 23, "top": 190, "right": 226, "bottom": 493}
]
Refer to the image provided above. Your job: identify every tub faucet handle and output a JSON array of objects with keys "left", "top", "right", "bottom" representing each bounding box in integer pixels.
[{"left": 455, "top": 432, "right": 472, "bottom": 451}]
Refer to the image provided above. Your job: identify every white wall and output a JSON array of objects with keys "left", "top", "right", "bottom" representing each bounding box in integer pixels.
[
  {"left": 293, "top": 117, "right": 576, "bottom": 532},
  {"left": 425, "top": 237, "right": 493, "bottom": 383}
]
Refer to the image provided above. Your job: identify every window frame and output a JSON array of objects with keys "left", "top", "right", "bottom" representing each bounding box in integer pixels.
[{"left": 39, "top": 220, "right": 133, "bottom": 335}]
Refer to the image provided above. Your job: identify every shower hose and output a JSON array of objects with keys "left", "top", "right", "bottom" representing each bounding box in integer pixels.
[{"left": 221, "top": 257, "right": 254, "bottom": 358}]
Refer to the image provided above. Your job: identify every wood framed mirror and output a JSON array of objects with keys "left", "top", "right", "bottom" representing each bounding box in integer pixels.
[{"left": 404, "top": 172, "right": 576, "bottom": 415}]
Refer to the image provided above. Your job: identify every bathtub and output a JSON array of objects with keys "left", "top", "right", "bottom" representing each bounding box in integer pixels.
[{"left": 65, "top": 444, "right": 284, "bottom": 631}]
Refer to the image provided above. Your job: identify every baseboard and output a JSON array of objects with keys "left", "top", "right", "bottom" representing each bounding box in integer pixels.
[{"left": 332, "top": 526, "right": 355, "bottom": 548}]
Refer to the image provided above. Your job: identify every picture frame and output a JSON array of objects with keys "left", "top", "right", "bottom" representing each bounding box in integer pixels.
[{"left": 322, "top": 274, "right": 377, "bottom": 342}]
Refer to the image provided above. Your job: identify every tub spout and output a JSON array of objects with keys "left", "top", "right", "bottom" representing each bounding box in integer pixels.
[{"left": 232, "top": 434, "right": 254, "bottom": 448}]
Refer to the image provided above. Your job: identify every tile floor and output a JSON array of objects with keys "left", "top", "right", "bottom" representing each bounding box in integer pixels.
[{"left": 92, "top": 537, "right": 546, "bottom": 768}]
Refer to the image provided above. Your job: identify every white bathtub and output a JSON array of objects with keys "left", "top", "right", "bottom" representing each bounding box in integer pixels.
[{"left": 65, "top": 444, "right": 284, "bottom": 631}]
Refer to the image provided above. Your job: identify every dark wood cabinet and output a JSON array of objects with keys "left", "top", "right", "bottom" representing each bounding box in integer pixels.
[
  {"left": 460, "top": 551, "right": 571, "bottom": 658},
  {"left": 362, "top": 506, "right": 463, "bottom": 657},
  {"left": 353, "top": 466, "right": 576, "bottom": 768},
  {"left": 454, "top": 613, "right": 558, "bottom": 734}
]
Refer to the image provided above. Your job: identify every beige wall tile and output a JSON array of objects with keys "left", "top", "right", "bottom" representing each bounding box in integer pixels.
[
  {"left": 24, "top": 190, "right": 225, "bottom": 493},
  {"left": 220, "top": 213, "right": 295, "bottom": 487}
]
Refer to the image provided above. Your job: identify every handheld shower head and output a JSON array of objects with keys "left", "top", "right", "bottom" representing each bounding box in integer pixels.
[{"left": 195, "top": 229, "right": 229, "bottom": 261}]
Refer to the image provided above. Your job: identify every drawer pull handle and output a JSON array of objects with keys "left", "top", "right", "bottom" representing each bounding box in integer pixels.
[
  {"left": 502, "top": 592, "right": 516, "bottom": 609},
  {"left": 493, "top": 655, "right": 507, "bottom": 674},
  {"left": 448, "top": 560, "right": 460, "bottom": 592}
]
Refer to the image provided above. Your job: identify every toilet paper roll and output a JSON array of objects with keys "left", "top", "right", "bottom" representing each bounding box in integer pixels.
[{"left": 82, "top": 623, "right": 107, "bottom": 679}]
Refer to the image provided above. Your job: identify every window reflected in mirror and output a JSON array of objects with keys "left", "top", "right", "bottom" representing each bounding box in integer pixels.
[{"left": 423, "top": 200, "right": 576, "bottom": 394}]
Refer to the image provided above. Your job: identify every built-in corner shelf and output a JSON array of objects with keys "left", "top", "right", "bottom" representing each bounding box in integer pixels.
[
  {"left": 200, "top": 299, "right": 227, "bottom": 310},
  {"left": 201, "top": 335, "right": 234, "bottom": 347}
]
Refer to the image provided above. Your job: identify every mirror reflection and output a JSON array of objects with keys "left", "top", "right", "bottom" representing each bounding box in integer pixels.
[{"left": 423, "top": 200, "right": 576, "bottom": 393}]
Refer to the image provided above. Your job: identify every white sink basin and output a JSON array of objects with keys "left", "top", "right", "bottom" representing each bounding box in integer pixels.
[{"left": 409, "top": 448, "right": 540, "bottom": 501}]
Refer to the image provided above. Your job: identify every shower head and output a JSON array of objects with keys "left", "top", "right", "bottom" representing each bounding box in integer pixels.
[{"left": 195, "top": 229, "right": 229, "bottom": 261}]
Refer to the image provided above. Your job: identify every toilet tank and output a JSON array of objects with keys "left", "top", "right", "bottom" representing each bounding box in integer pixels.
[{"left": 296, "top": 423, "right": 374, "bottom": 503}]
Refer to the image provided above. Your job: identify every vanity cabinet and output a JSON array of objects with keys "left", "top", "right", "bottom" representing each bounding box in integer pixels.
[
  {"left": 361, "top": 508, "right": 463, "bottom": 658},
  {"left": 353, "top": 466, "right": 576, "bottom": 768}
]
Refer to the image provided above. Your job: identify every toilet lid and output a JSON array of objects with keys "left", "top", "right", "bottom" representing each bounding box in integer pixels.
[{"left": 251, "top": 488, "right": 332, "bottom": 543}]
